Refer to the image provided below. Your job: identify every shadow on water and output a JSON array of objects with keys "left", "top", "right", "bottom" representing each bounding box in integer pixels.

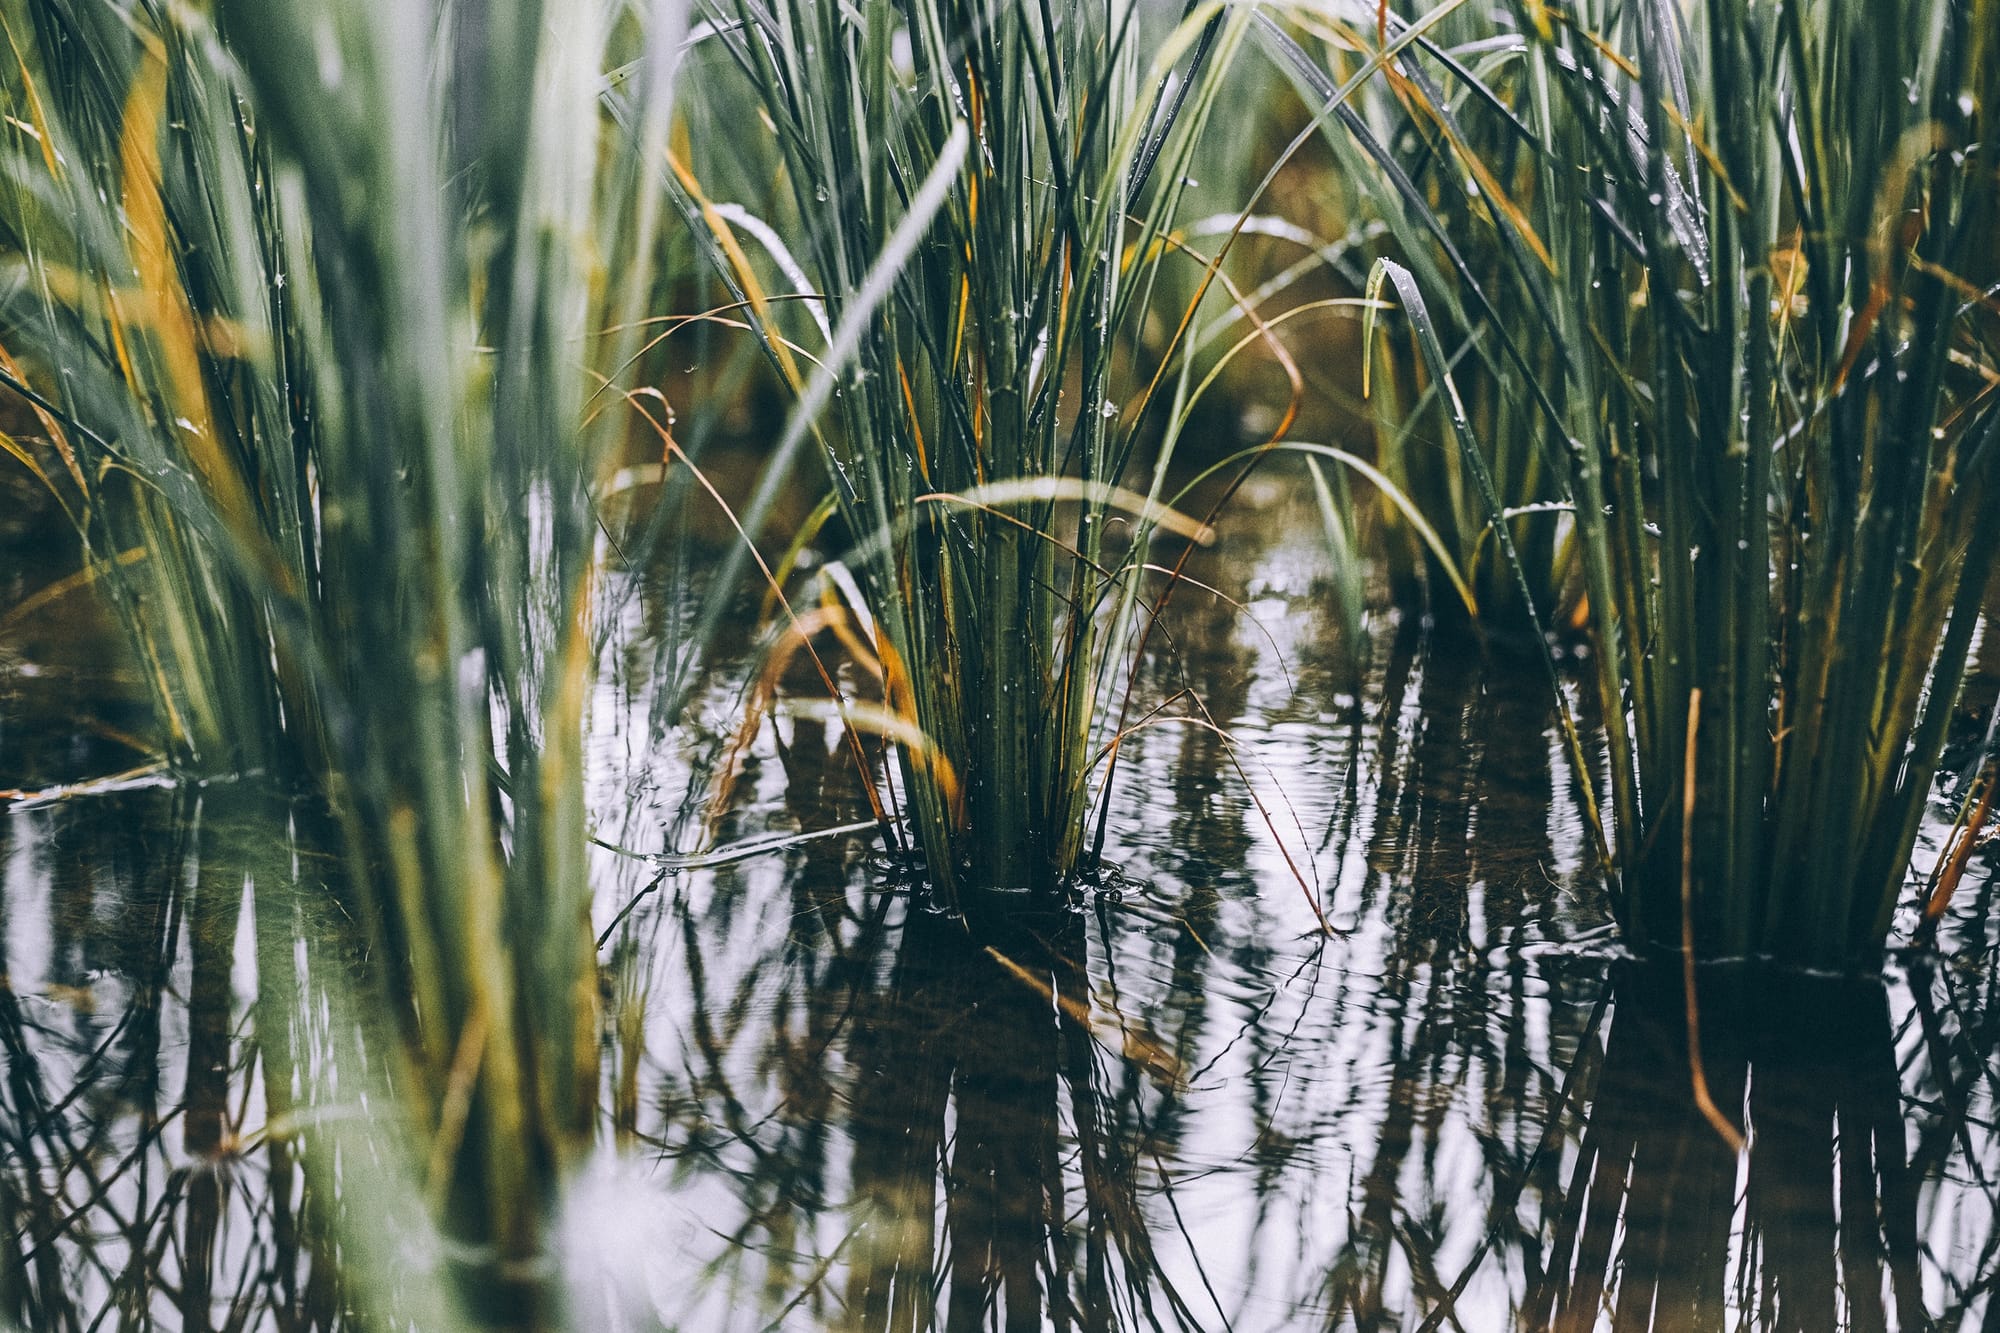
[{"left": 4, "top": 465, "right": 2000, "bottom": 1328}]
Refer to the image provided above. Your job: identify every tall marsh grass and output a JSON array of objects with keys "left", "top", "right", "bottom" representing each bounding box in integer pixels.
[
  {"left": 690, "top": 0, "right": 1258, "bottom": 904},
  {"left": 7, "top": 0, "right": 1998, "bottom": 1320},
  {"left": 0, "top": 0, "right": 685, "bottom": 1286},
  {"left": 1258, "top": 5, "right": 1572, "bottom": 627},
  {"left": 1272, "top": 0, "right": 2000, "bottom": 969}
]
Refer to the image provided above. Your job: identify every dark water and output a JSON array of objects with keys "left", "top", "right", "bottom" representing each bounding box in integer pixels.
[{"left": 4, "top": 463, "right": 1998, "bottom": 1330}]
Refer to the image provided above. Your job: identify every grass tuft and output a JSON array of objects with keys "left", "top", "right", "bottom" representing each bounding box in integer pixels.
[{"left": 687, "top": 0, "right": 1260, "bottom": 904}]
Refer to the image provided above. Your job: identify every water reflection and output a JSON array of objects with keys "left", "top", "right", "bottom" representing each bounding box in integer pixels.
[
  {"left": 0, "top": 790, "right": 336, "bottom": 1329},
  {"left": 4, "top": 472, "right": 1999, "bottom": 1329},
  {"left": 630, "top": 894, "right": 2000, "bottom": 1329},
  {"left": 615, "top": 567, "right": 1998, "bottom": 1330},
  {"left": 1529, "top": 966, "right": 2000, "bottom": 1333}
]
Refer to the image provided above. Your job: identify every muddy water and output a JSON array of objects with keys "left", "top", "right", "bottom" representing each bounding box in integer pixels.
[{"left": 2, "top": 463, "right": 1997, "bottom": 1330}]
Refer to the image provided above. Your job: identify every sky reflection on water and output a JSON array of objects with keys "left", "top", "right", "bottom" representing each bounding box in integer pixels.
[{"left": 3, "top": 470, "right": 1998, "bottom": 1330}]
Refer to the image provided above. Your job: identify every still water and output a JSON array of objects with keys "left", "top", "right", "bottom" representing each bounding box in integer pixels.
[{"left": 3, "top": 466, "right": 1997, "bottom": 1330}]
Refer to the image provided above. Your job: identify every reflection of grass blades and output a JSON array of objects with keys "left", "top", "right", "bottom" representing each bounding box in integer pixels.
[
  {"left": 1091, "top": 703, "right": 1328, "bottom": 931},
  {"left": 647, "top": 884, "right": 1247, "bottom": 1326}
]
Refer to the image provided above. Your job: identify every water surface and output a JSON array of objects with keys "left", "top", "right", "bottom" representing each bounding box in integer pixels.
[{"left": 4, "top": 463, "right": 1997, "bottom": 1330}]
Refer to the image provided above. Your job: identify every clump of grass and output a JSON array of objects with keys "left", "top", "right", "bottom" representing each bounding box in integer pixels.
[
  {"left": 1256, "top": 5, "right": 1574, "bottom": 629},
  {"left": 0, "top": 0, "right": 685, "bottom": 1282},
  {"left": 1286, "top": 0, "right": 2000, "bottom": 969},
  {"left": 687, "top": 0, "right": 1259, "bottom": 904}
]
